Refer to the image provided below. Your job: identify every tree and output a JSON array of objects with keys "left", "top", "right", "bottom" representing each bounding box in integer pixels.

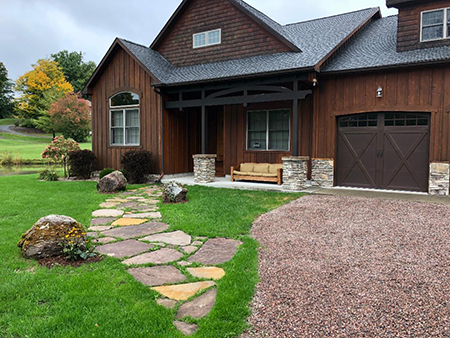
[
  {"left": 48, "top": 92, "right": 91, "bottom": 142},
  {"left": 0, "top": 62, "right": 13, "bottom": 118},
  {"left": 42, "top": 135, "right": 80, "bottom": 178},
  {"left": 15, "top": 59, "right": 73, "bottom": 122},
  {"left": 51, "top": 51, "right": 96, "bottom": 93}
]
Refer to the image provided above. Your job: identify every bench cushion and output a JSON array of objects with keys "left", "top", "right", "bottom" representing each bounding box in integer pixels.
[
  {"left": 233, "top": 171, "right": 277, "bottom": 178},
  {"left": 268, "top": 164, "right": 283, "bottom": 174},
  {"left": 240, "top": 163, "right": 254, "bottom": 172},
  {"left": 253, "top": 164, "right": 269, "bottom": 173}
]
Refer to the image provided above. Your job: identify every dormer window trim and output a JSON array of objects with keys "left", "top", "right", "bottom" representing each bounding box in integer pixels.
[
  {"left": 193, "top": 29, "right": 222, "bottom": 49},
  {"left": 420, "top": 8, "right": 450, "bottom": 42}
]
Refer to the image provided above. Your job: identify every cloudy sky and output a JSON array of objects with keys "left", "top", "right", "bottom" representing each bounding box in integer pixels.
[{"left": 0, "top": 0, "right": 397, "bottom": 81}]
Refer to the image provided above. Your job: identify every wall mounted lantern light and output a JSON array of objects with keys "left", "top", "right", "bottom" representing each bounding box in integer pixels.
[{"left": 376, "top": 86, "right": 383, "bottom": 98}]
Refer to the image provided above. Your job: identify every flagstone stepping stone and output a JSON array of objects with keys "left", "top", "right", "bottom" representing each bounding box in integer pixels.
[
  {"left": 128, "top": 266, "right": 186, "bottom": 286},
  {"left": 92, "top": 209, "right": 124, "bottom": 218},
  {"left": 90, "top": 217, "right": 117, "bottom": 226},
  {"left": 152, "top": 281, "right": 216, "bottom": 301},
  {"left": 116, "top": 202, "right": 140, "bottom": 209},
  {"left": 157, "top": 299, "right": 177, "bottom": 309},
  {"left": 176, "top": 288, "right": 217, "bottom": 319},
  {"left": 191, "top": 241, "right": 203, "bottom": 246},
  {"left": 131, "top": 205, "right": 158, "bottom": 211},
  {"left": 122, "top": 248, "right": 183, "bottom": 265},
  {"left": 178, "top": 261, "right": 192, "bottom": 267},
  {"left": 173, "top": 321, "right": 198, "bottom": 336},
  {"left": 106, "top": 198, "right": 128, "bottom": 203},
  {"left": 188, "top": 238, "right": 242, "bottom": 265},
  {"left": 123, "top": 212, "right": 161, "bottom": 219},
  {"left": 89, "top": 225, "right": 113, "bottom": 231},
  {"left": 99, "top": 202, "right": 119, "bottom": 208},
  {"left": 111, "top": 218, "right": 148, "bottom": 226},
  {"left": 101, "top": 222, "right": 169, "bottom": 240},
  {"left": 91, "top": 237, "right": 117, "bottom": 244},
  {"left": 126, "top": 196, "right": 142, "bottom": 200},
  {"left": 180, "top": 246, "right": 198, "bottom": 254},
  {"left": 186, "top": 267, "right": 225, "bottom": 280},
  {"left": 140, "top": 231, "right": 191, "bottom": 246},
  {"left": 95, "top": 240, "right": 152, "bottom": 258},
  {"left": 87, "top": 232, "right": 98, "bottom": 238}
]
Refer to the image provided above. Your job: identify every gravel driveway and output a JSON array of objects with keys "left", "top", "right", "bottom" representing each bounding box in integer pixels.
[{"left": 245, "top": 195, "right": 450, "bottom": 337}]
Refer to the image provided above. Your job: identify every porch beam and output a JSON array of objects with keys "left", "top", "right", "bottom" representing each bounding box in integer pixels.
[
  {"left": 201, "top": 90, "right": 206, "bottom": 154},
  {"left": 292, "top": 81, "right": 299, "bottom": 156},
  {"left": 165, "top": 90, "right": 312, "bottom": 109}
]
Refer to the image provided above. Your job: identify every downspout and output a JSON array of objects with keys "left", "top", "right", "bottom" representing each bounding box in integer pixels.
[{"left": 153, "top": 87, "right": 165, "bottom": 175}]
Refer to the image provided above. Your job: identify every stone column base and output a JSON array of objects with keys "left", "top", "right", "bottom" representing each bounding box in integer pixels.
[
  {"left": 429, "top": 162, "right": 449, "bottom": 196},
  {"left": 311, "top": 158, "right": 334, "bottom": 188},
  {"left": 193, "top": 154, "right": 217, "bottom": 183},
  {"left": 282, "top": 156, "right": 309, "bottom": 191}
]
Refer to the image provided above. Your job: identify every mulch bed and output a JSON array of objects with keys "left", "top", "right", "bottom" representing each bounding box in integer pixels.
[
  {"left": 37, "top": 255, "right": 103, "bottom": 268},
  {"left": 11, "top": 126, "right": 46, "bottom": 135},
  {"left": 245, "top": 195, "right": 450, "bottom": 337}
]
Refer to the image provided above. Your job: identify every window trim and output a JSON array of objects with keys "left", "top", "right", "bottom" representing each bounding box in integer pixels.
[
  {"left": 109, "top": 92, "right": 140, "bottom": 147},
  {"left": 246, "top": 109, "right": 291, "bottom": 152},
  {"left": 193, "top": 29, "right": 222, "bottom": 49},
  {"left": 420, "top": 8, "right": 449, "bottom": 42}
]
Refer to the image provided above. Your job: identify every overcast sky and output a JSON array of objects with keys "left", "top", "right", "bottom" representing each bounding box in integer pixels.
[{"left": 0, "top": 0, "right": 397, "bottom": 81}]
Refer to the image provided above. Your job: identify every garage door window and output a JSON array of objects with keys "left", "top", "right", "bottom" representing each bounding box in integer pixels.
[
  {"left": 385, "top": 113, "right": 429, "bottom": 127},
  {"left": 339, "top": 113, "right": 377, "bottom": 128}
]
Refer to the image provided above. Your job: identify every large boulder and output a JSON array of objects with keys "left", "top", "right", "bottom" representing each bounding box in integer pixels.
[
  {"left": 162, "top": 181, "right": 188, "bottom": 203},
  {"left": 97, "top": 170, "right": 127, "bottom": 194},
  {"left": 18, "top": 215, "right": 86, "bottom": 259}
]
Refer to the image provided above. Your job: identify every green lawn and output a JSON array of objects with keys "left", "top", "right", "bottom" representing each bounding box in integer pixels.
[
  {"left": 0, "top": 118, "right": 15, "bottom": 126},
  {"left": 0, "top": 132, "right": 91, "bottom": 160},
  {"left": 0, "top": 175, "right": 303, "bottom": 337}
]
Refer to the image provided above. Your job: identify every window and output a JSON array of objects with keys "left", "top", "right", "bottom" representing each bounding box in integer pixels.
[
  {"left": 110, "top": 92, "right": 140, "bottom": 146},
  {"left": 193, "top": 29, "right": 221, "bottom": 49},
  {"left": 339, "top": 114, "right": 378, "bottom": 128},
  {"left": 247, "top": 110, "right": 290, "bottom": 151},
  {"left": 384, "top": 113, "right": 429, "bottom": 127},
  {"left": 421, "top": 8, "right": 450, "bottom": 41}
]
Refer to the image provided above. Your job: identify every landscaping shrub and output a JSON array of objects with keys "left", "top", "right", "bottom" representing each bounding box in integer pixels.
[
  {"left": 38, "top": 169, "right": 59, "bottom": 181},
  {"left": 68, "top": 149, "right": 97, "bottom": 179},
  {"left": 0, "top": 151, "right": 14, "bottom": 166},
  {"left": 42, "top": 135, "right": 80, "bottom": 178},
  {"left": 99, "top": 168, "right": 115, "bottom": 179},
  {"left": 120, "top": 150, "right": 152, "bottom": 184}
]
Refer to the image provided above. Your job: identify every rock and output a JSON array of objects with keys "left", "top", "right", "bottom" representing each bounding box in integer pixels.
[
  {"left": 173, "top": 321, "right": 198, "bottom": 336},
  {"left": 188, "top": 238, "right": 242, "bottom": 265},
  {"left": 157, "top": 299, "right": 177, "bottom": 309},
  {"left": 122, "top": 248, "right": 183, "bottom": 265},
  {"left": 18, "top": 215, "right": 86, "bottom": 259},
  {"left": 186, "top": 267, "right": 225, "bottom": 280},
  {"left": 123, "top": 212, "right": 161, "bottom": 219},
  {"left": 86, "top": 232, "right": 98, "bottom": 238},
  {"left": 101, "top": 222, "right": 169, "bottom": 240},
  {"left": 180, "top": 246, "right": 198, "bottom": 254},
  {"left": 152, "top": 281, "right": 216, "bottom": 301},
  {"left": 97, "top": 171, "right": 127, "bottom": 194},
  {"left": 90, "top": 217, "right": 117, "bottom": 226},
  {"left": 92, "top": 209, "right": 124, "bottom": 218},
  {"left": 162, "top": 182, "right": 188, "bottom": 203},
  {"left": 95, "top": 239, "right": 152, "bottom": 258},
  {"left": 140, "top": 230, "right": 191, "bottom": 246},
  {"left": 128, "top": 266, "right": 186, "bottom": 286},
  {"left": 91, "top": 237, "right": 117, "bottom": 244},
  {"left": 89, "top": 225, "right": 113, "bottom": 231},
  {"left": 176, "top": 288, "right": 217, "bottom": 319},
  {"left": 99, "top": 202, "right": 119, "bottom": 208}
]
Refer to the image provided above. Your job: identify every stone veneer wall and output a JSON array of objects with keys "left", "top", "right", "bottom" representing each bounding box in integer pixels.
[
  {"left": 429, "top": 162, "right": 450, "bottom": 196},
  {"left": 193, "top": 155, "right": 217, "bottom": 183},
  {"left": 311, "top": 158, "right": 334, "bottom": 188},
  {"left": 282, "top": 156, "right": 309, "bottom": 191}
]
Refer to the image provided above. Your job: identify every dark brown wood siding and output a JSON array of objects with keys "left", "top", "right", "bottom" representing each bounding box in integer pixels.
[
  {"left": 155, "top": 0, "right": 291, "bottom": 67},
  {"left": 314, "top": 64, "right": 450, "bottom": 162},
  {"left": 396, "top": 0, "right": 450, "bottom": 51},
  {"left": 91, "top": 47, "right": 162, "bottom": 172}
]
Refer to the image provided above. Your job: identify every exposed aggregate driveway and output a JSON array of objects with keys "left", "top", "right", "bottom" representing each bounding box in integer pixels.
[{"left": 246, "top": 195, "right": 450, "bottom": 337}]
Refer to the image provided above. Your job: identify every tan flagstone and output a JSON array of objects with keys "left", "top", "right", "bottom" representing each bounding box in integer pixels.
[
  {"left": 152, "top": 281, "right": 216, "bottom": 301},
  {"left": 123, "top": 212, "right": 161, "bottom": 219},
  {"left": 111, "top": 218, "right": 148, "bottom": 226},
  {"left": 99, "top": 202, "right": 119, "bottom": 208},
  {"left": 186, "top": 267, "right": 225, "bottom": 280},
  {"left": 92, "top": 209, "right": 124, "bottom": 218}
]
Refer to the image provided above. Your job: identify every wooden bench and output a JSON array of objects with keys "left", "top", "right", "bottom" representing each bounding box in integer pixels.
[{"left": 231, "top": 163, "right": 283, "bottom": 185}]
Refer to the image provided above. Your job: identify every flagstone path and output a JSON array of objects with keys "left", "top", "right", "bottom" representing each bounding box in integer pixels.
[{"left": 88, "top": 186, "right": 242, "bottom": 336}]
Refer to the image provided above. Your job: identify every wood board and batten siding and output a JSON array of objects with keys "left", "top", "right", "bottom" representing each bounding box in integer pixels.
[
  {"left": 314, "top": 65, "right": 450, "bottom": 163},
  {"left": 91, "top": 47, "right": 162, "bottom": 172}
]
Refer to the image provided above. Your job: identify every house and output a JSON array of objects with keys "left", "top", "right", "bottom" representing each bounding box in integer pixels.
[{"left": 83, "top": 0, "right": 450, "bottom": 195}]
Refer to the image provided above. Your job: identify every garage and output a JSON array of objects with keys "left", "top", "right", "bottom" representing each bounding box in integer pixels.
[{"left": 336, "top": 113, "right": 430, "bottom": 192}]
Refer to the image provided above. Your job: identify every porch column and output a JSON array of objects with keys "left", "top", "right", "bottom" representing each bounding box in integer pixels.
[
  {"left": 292, "top": 81, "right": 299, "bottom": 156},
  {"left": 429, "top": 162, "right": 450, "bottom": 195},
  {"left": 282, "top": 156, "right": 309, "bottom": 191},
  {"left": 201, "top": 90, "right": 206, "bottom": 154},
  {"left": 193, "top": 154, "right": 217, "bottom": 183}
]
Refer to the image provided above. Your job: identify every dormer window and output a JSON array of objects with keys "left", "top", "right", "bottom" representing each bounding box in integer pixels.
[
  {"left": 421, "top": 8, "right": 450, "bottom": 41},
  {"left": 193, "top": 29, "right": 221, "bottom": 49}
]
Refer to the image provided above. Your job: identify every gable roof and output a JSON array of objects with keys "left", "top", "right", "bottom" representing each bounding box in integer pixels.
[
  {"left": 150, "top": 0, "right": 301, "bottom": 52},
  {"left": 323, "top": 15, "right": 450, "bottom": 74}
]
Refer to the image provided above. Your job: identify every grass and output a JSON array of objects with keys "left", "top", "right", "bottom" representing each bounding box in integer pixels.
[
  {"left": 0, "top": 132, "right": 91, "bottom": 160},
  {"left": 0, "top": 118, "right": 15, "bottom": 126},
  {"left": 0, "top": 175, "right": 303, "bottom": 337}
]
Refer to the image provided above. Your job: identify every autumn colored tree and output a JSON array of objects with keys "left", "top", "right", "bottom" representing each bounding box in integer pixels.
[
  {"left": 0, "top": 62, "right": 13, "bottom": 118},
  {"left": 48, "top": 92, "right": 91, "bottom": 142},
  {"left": 15, "top": 59, "right": 73, "bottom": 123},
  {"left": 51, "top": 51, "right": 96, "bottom": 93}
]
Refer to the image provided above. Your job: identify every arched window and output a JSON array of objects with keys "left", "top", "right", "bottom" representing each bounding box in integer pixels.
[{"left": 110, "top": 92, "right": 140, "bottom": 146}]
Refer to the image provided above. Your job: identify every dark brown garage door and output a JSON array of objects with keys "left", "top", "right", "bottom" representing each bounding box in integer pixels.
[{"left": 336, "top": 113, "right": 430, "bottom": 192}]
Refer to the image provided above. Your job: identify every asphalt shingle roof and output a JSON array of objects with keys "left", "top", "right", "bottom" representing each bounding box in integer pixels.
[
  {"left": 121, "top": 7, "right": 379, "bottom": 86},
  {"left": 324, "top": 15, "right": 450, "bottom": 73}
]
